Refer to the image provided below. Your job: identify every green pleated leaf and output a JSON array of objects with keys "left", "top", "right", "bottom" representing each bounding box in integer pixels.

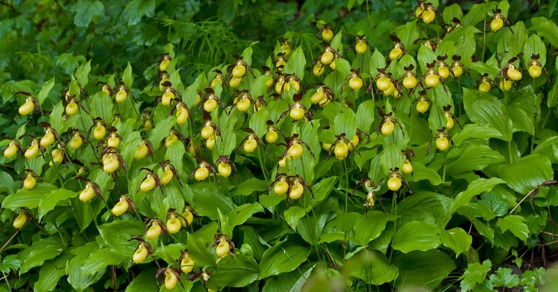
[
  {"left": 208, "top": 254, "right": 260, "bottom": 288},
  {"left": 0, "top": 170, "right": 16, "bottom": 194},
  {"left": 72, "top": 197, "right": 95, "bottom": 232},
  {"left": 398, "top": 192, "right": 453, "bottom": 228},
  {"left": 164, "top": 141, "right": 185, "bottom": 174},
  {"left": 69, "top": 76, "right": 81, "bottom": 97},
  {"left": 451, "top": 177, "right": 506, "bottom": 214},
  {"left": 533, "top": 136, "right": 558, "bottom": 164},
  {"left": 446, "top": 145, "right": 505, "bottom": 174},
  {"left": 320, "top": 212, "right": 359, "bottom": 244},
  {"left": 223, "top": 203, "right": 263, "bottom": 236},
  {"left": 462, "top": 3, "right": 488, "bottom": 26},
  {"left": 498, "top": 154, "right": 553, "bottom": 194},
  {"left": 122, "top": 62, "right": 133, "bottom": 88},
  {"left": 250, "top": 74, "right": 273, "bottom": 97},
  {"left": 442, "top": 4, "right": 463, "bottom": 23},
  {"left": 550, "top": 0, "right": 558, "bottom": 17},
  {"left": 187, "top": 233, "right": 217, "bottom": 267},
  {"left": 169, "top": 69, "right": 184, "bottom": 95},
  {"left": 452, "top": 124, "right": 504, "bottom": 146},
  {"left": 262, "top": 264, "right": 314, "bottom": 292},
  {"left": 48, "top": 102, "right": 66, "bottom": 134},
  {"left": 67, "top": 243, "right": 106, "bottom": 291},
  {"left": 497, "top": 21, "right": 527, "bottom": 57},
  {"left": 356, "top": 99, "right": 375, "bottom": 133},
  {"left": 152, "top": 243, "right": 184, "bottom": 266},
  {"left": 410, "top": 161, "right": 443, "bottom": 185},
  {"left": 124, "top": 268, "right": 159, "bottom": 292},
  {"left": 463, "top": 88, "right": 512, "bottom": 141},
  {"left": 347, "top": 249, "right": 398, "bottom": 285},
  {"left": 259, "top": 240, "right": 310, "bottom": 279},
  {"left": 215, "top": 111, "right": 237, "bottom": 157},
  {"left": 294, "top": 216, "right": 320, "bottom": 245},
  {"left": 509, "top": 86, "right": 536, "bottom": 135},
  {"left": 468, "top": 61, "right": 501, "bottom": 78},
  {"left": 229, "top": 178, "right": 268, "bottom": 197},
  {"left": 37, "top": 77, "right": 55, "bottom": 105},
  {"left": 19, "top": 238, "right": 64, "bottom": 274},
  {"left": 239, "top": 226, "right": 267, "bottom": 261},
  {"left": 75, "top": 59, "right": 92, "bottom": 86},
  {"left": 192, "top": 183, "right": 235, "bottom": 220},
  {"left": 369, "top": 50, "right": 386, "bottom": 76},
  {"left": 330, "top": 31, "right": 343, "bottom": 55},
  {"left": 38, "top": 188, "right": 77, "bottom": 221},
  {"left": 333, "top": 58, "right": 352, "bottom": 78},
  {"left": 392, "top": 221, "right": 441, "bottom": 253},
  {"left": 449, "top": 25, "right": 478, "bottom": 60},
  {"left": 159, "top": 186, "right": 185, "bottom": 218},
  {"left": 121, "top": 131, "right": 142, "bottom": 172},
  {"left": 284, "top": 206, "right": 306, "bottom": 230},
  {"left": 396, "top": 20, "right": 419, "bottom": 49},
  {"left": 440, "top": 227, "right": 472, "bottom": 257},
  {"left": 81, "top": 248, "right": 125, "bottom": 275},
  {"left": 258, "top": 194, "right": 285, "bottom": 213},
  {"left": 417, "top": 45, "right": 438, "bottom": 73},
  {"left": 148, "top": 116, "right": 176, "bottom": 148},
  {"left": 241, "top": 45, "right": 253, "bottom": 66},
  {"left": 380, "top": 144, "right": 404, "bottom": 174},
  {"left": 283, "top": 47, "right": 306, "bottom": 80},
  {"left": 352, "top": 211, "right": 389, "bottom": 246},
  {"left": 333, "top": 108, "right": 356, "bottom": 138},
  {"left": 98, "top": 220, "right": 145, "bottom": 258},
  {"left": 523, "top": 34, "right": 547, "bottom": 66},
  {"left": 308, "top": 176, "right": 337, "bottom": 208},
  {"left": 531, "top": 17, "right": 558, "bottom": 47},
  {"left": 194, "top": 221, "right": 220, "bottom": 244},
  {"left": 393, "top": 250, "right": 456, "bottom": 289},
  {"left": 34, "top": 253, "right": 75, "bottom": 292},
  {"left": 89, "top": 91, "right": 114, "bottom": 123},
  {"left": 248, "top": 107, "right": 268, "bottom": 138},
  {"left": 549, "top": 74, "right": 558, "bottom": 108},
  {"left": 2, "top": 183, "right": 58, "bottom": 211},
  {"left": 184, "top": 74, "right": 206, "bottom": 108}
]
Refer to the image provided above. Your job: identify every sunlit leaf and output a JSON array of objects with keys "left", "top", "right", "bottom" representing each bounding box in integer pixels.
[
  {"left": 37, "top": 77, "right": 55, "bottom": 105},
  {"left": 498, "top": 155, "right": 553, "bottom": 194},
  {"left": 38, "top": 188, "right": 77, "bottom": 221},
  {"left": 463, "top": 88, "right": 512, "bottom": 142},
  {"left": 259, "top": 240, "right": 310, "bottom": 279},
  {"left": 392, "top": 221, "right": 441, "bottom": 253},
  {"left": 393, "top": 250, "right": 456, "bottom": 289},
  {"left": 451, "top": 177, "right": 506, "bottom": 214},
  {"left": 440, "top": 227, "right": 472, "bottom": 257},
  {"left": 347, "top": 248, "right": 398, "bottom": 285},
  {"left": 497, "top": 215, "right": 529, "bottom": 241},
  {"left": 19, "top": 238, "right": 64, "bottom": 274}
]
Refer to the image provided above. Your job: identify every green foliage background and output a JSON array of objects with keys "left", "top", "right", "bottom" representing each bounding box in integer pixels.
[{"left": 1, "top": 0, "right": 558, "bottom": 291}]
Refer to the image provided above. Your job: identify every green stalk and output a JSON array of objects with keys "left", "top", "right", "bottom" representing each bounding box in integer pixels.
[
  {"left": 503, "top": 90, "right": 513, "bottom": 163},
  {"left": 343, "top": 159, "right": 350, "bottom": 259},
  {"left": 343, "top": 159, "right": 350, "bottom": 214},
  {"left": 482, "top": 16, "right": 487, "bottom": 62},
  {"left": 388, "top": 191, "right": 398, "bottom": 263},
  {"left": 309, "top": 206, "right": 324, "bottom": 263},
  {"left": 258, "top": 146, "right": 269, "bottom": 182},
  {"left": 442, "top": 150, "right": 448, "bottom": 182},
  {"left": 530, "top": 78, "right": 536, "bottom": 154}
]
